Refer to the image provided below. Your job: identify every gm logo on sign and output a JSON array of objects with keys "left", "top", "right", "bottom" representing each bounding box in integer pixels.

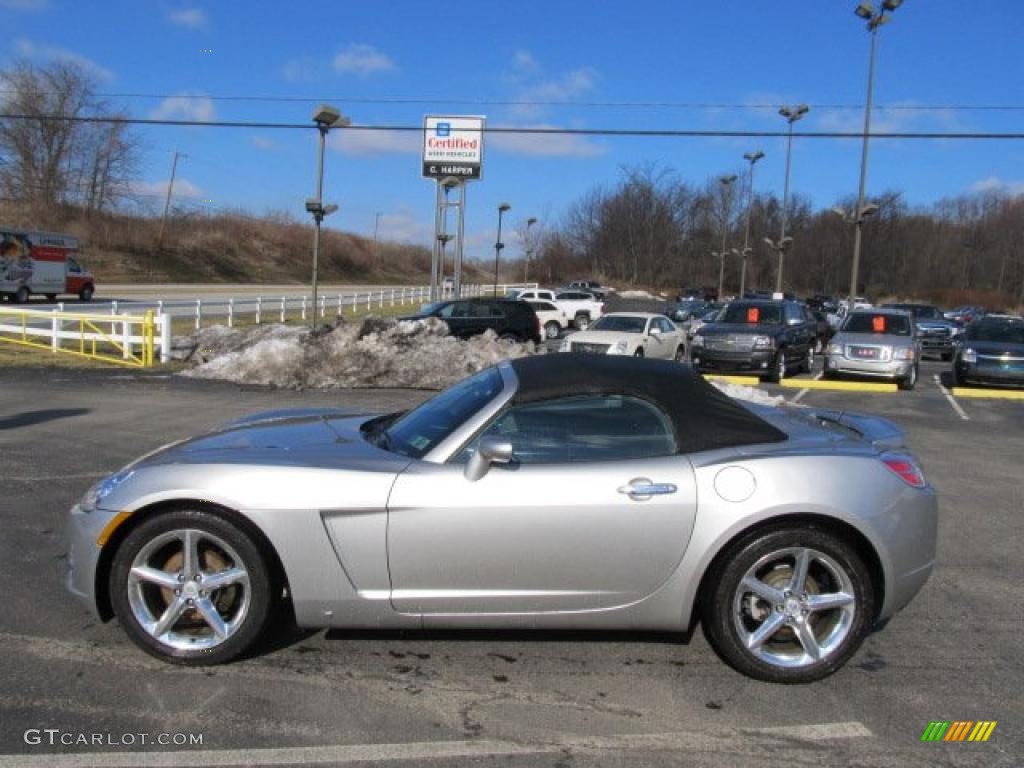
[
  {"left": 436, "top": 122, "right": 451, "bottom": 137},
  {"left": 920, "top": 721, "right": 997, "bottom": 742}
]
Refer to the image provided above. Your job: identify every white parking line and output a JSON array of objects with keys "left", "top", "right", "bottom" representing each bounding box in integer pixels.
[
  {"left": 933, "top": 375, "right": 969, "bottom": 420},
  {"left": 790, "top": 371, "right": 823, "bottom": 403}
]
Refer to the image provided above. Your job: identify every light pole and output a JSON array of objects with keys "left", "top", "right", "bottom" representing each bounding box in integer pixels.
[
  {"left": 373, "top": 211, "right": 382, "bottom": 266},
  {"left": 523, "top": 217, "right": 538, "bottom": 283},
  {"left": 493, "top": 202, "right": 511, "bottom": 295},
  {"left": 309, "top": 103, "right": 350, "bottom": 325},
  {"left": 832, "top": 202, "right": 879, "bottom": 301},
  {"left": 769, "top": 103, "right": 809, "bottom": 293},
  {"left": 849, "top": 0, "right": 903, "bottom": 306},
  {"left": 437, "top": 233, "right": 454, "bottom": 295},
  {"left": 740, "top": 150, "right": 764, "bottom": 296},
  {"left": 716, "top": 175, "right": 738, "bottom": 300}
]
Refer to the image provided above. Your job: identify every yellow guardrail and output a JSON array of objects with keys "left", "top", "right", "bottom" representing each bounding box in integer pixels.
[{"left": 0, "top": 307, "right": 155, "bottom": 367}]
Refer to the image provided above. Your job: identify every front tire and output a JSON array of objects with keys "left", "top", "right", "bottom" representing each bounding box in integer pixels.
[
  {"left": 15, "top": 286, "right": 29, "bottom": 304},
  {"left": 766, "top": 351, "right": 786, "bottom": 383},
  {"left": 898, "top": 364, "right": 918, "bottom": 391},
  {"left": 544, "top": 321, "right": 561, "bottom": 340},
  {"left": 79, "top": 285, "right": 94, "bottom": 302},
  {"left": 574, "top": 312, "right": 590, "bottom": 331},
  {"left": 701, "top": 526, "right": 875, "bottom": 683},
  {"left": 109, "top": 508, "right": 275, "bottom": 665}
]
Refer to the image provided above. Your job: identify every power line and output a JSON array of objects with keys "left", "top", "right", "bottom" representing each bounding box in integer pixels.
[
  {"left": 1, "top": 113, "right": 1023, "bottom": 140},
  {"left": 3, "top": 90, "right": 1024, "bottom": 112}
]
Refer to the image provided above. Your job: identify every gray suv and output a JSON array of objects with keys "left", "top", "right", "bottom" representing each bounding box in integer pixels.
[{"left": 825, "top": 308, "right": 921, "bottom": 390}]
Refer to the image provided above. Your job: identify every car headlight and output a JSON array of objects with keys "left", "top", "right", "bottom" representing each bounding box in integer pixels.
[
  {"left": 609, "top": 339, "right": 629, "bottom": 354},
  {"left": 827, "top": 342, "right": 844, "bottom": 356},
  {"left": 961, "top": 347, "right": 977, "bottom": 364},
  {"left": 752, "top": 335, "right": 774, "bottom": 350},
  {"left": 691, "top": 334, "right": 704, "bottom": 347},
  {"left": 79, "top": 469, "right": 134, "bottom": 513}
]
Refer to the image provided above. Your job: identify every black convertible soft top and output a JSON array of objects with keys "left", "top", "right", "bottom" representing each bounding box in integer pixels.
[{"left": 508, "top": 355, "right": 787, "bottom": 454}]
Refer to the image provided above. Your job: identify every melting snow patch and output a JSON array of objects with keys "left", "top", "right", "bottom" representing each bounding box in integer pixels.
[
  {"left": 179, "top": 317, "right": 536, "bottom": 389},
  {"left": 708, "top": 379, "right": 785, "bottom": 406}
]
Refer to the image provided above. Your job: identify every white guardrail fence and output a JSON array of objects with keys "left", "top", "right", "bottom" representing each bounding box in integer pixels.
[{"left": 5, "top": 283, "right": 537, "bottom": 366}]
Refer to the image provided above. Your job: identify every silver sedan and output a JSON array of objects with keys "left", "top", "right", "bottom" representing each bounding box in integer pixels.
[{"left": 67, "top": 355, "right": 937, "bottom": 683}]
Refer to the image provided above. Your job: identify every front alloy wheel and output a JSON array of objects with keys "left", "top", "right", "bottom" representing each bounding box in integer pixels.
[
  {"left": 702, "top": 527, "right": 874, "bottom": 683},
  {"left": 110, "top": 509, "right": 274, "bottom": 665}
]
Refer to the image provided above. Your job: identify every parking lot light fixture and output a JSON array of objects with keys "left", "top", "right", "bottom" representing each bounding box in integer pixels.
[
  {"left": 494, "top": 202, "right": 511, "bottom": 296},
  {"left": 740, "top": 151, "right": 765, "bottom": 296},
  {"left": 776, "top": 104, "right": 809, "bottom": 293},
  {"left": 309, "top": 104, "right": 350, "bottom": 326},
  {"left": 524, "top": 217, "right": 538, "bottom": 283},
  {"left": 848, "top": 0, "right": 902, "bottom": 306},
  {"left": 717, "top": 175, "right": 738, "bottom": 301}
]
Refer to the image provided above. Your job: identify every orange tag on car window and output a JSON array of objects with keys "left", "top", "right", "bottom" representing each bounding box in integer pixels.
[
  {"left": 747, "top": 307, "right": 760, "bottom": 323},
  {"left": 872, "top": 315, "right": 886, "bottom": 333}
]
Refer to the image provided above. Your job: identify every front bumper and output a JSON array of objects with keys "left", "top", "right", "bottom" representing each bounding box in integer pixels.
[
  {"left": 66, "top": 503, "right": 122, "bottom": 618},
  {"left": 955, "top": 361, "right": 1024, "bottom": 386},
  {"left": 825, "top": 355, "right": 913, "bottom": 380},
  {"left": 690, "top": 348, "right": 775, "bottom": 373}
]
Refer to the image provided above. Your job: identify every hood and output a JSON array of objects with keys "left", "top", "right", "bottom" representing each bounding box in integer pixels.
[
  {"left": 130, "top": 407, "right": 409, "bottom": 471},
  {"left": 831, "top": 331, "right": 914, "bottom": 347},
  {"left": 963, "top": 339, "right": 1024, "bottom": 357},
  {"left": 915, "top": 318, "right": 956, "bottom": 330},
  {"left": 567, "top": 330, "right": 644, "bottom": 344}
]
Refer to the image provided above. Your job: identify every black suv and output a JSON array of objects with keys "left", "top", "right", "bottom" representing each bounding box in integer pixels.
[
  {"left": 407, "top": 298, "right": 542, "bottom": 344},
  {"left": 883, "top": 303, "right": 959, "bottom": 360},
  {"left": 689, "top": 299, "right": 817, "bottom": 382}
]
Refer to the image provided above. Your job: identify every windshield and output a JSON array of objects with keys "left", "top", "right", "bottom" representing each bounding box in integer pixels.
[
  {"left": 842, "top": 313, "right": 912, "bottom": 336},
  {"left": 378, "top": 367, "right": 504, "bottom": 459},
  {"left": 887, "top": 304, "right": 941, "bottom": 319},
  {"left": 591, "top": 315, "right": 647, "bottom": 333},
  {"left": 720, "top": 304, "right": 783, "bottom": 325},
  {"left": 966, "top": 319, "right": 1024, "bottom": 344}
]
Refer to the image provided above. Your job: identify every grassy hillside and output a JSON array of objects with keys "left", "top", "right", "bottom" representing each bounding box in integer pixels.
[{"left": 0, "top": 201, "right": 487, "bottom": 285}]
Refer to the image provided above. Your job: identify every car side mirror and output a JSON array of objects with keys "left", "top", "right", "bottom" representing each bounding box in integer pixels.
[{"left": 464, "top": 435, "right": 514, "bottom": 482}]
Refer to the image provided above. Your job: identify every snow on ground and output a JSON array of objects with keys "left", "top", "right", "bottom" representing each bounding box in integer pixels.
[
  {"left": 179, "top": 317, "right": 535, "bottom": 389},
  {"left": 616, "top": 289, "right": 664, "bottom": 300},
  {"left": 176, "top": 317, "right": 786, "bottom": 407}
]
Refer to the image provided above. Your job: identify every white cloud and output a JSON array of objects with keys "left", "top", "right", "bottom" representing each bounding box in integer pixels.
[
  {"left": 149, "top": 94, "right": 216, "bottom": 122},
  {"left": 969, "top": 176, "right": 1024, "bottom": 196},
  {"left": 814, "top": 100, "right": 964, "bottom": 136},
  {"left": 327, "top": 125, "right": 418, "bottom": 156},
  {"left": 490, "top": 124, "right": 605, "bottom": 158},
  {"left": 14, "top": 38, "right": 114, "bottom": 82},
  {"left": 168, "top": 8, "right": 208, "bottom": 30},
  {"left": 512, "top": 49, "right": 540, "bottom": 74},
  {"left": 282, "top": 56, "right": 316, "bottom": 83},
  {"left": 506, "top": 57, "right": 598, "bottom": 119},
  {"left": 251, "top": 135, "right": 276, "bottom": 150},
  {"left": 129, "top": 178, "right": 202, "bottom": 200},
  {"left": 333, "top": 44, "right": 396, "bottom": 76},
  {"left": 374, "top": 209, "right": 433, "bottom": 245},
  {"left": 0, "top": 0, "right": 48, "bottom": 9}
]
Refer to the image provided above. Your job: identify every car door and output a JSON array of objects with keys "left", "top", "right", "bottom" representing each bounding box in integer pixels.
[
  {"left": 435, "top": 301, "right": 474, "bottom": 337},
  {"left": 387, "top": 394, "right": 698, "bottom": 616},
  {"left": 644, "top": 317, "right": 671, "bottom": 358}
]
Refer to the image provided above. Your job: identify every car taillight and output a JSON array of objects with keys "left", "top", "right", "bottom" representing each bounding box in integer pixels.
[{"left": 881, "top": 453, "right": 926, "bottom": 488}]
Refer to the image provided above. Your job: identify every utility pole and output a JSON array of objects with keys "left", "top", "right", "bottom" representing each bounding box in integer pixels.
[{"left": 156, "top": 151, "right": 184, "bottom": 250}]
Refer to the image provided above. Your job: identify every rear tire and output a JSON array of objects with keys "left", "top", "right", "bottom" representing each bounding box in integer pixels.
[
  {"left": 633, "top": 348, "right": 644, "bottom": 357},
  {"left": 701, "top": 525, "right": 875, "bottom": 683},
  {"left": 109, "top": 508, "right": 275, "bottom": 666},
  {"left": 79, "top": 285, "right": 94, "bottom": 302},
  {"left": 544, "top": 321, "right": 561, "bottom": 340},
  {"left": 574, "top": 312, "right": 591, "bottom": 331},
  {"left": 674, "top": 346, "right": 685, "bottom": 362},
  {"left": 15, "top": 286, "right": 29, "bottom": 304},
  {"left": 45, "top": 293, "right": 57, "bottom": 301}
]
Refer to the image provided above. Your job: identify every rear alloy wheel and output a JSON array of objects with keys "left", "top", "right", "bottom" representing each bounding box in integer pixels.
[
  {"left": 110, "top": 509, "right": 274, "bottom": 665},
  {"left": 702, "top": 527, "right": 874, "bottom": 683},
  {"left": 899, "top": 364, "right": 918, "bottom": 391},
  {"left": 544, "top": 321, "right": 561, "bottom": 340}
]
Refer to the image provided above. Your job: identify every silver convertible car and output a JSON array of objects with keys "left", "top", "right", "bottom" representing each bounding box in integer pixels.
[{"left": 67, "top": 356, "right": 936, "bottom": 683}]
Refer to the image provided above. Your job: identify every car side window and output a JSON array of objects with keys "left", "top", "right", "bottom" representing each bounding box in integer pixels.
[
  {"left": 453, "top": 395, "right": 677, "bottom": 465},
  {"left": 440, "top": 302, "right": 472, "bottom": 319},
  {"left": 656, "top": 318, "right": 674, "bottom": 333}
]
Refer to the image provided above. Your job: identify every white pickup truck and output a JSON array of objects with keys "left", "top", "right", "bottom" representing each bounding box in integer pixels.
[{"left": 513, "top": 288, "right": 604, "bottom": 330}]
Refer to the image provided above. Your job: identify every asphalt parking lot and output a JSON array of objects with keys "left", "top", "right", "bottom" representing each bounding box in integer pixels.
[{"left": 0, "top": 358, "right": 1021, "bottom": 767}]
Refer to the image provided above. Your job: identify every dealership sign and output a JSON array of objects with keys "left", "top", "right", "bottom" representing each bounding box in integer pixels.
[{"left": 422, "top": 115, "right": 485, "bottom": 180}]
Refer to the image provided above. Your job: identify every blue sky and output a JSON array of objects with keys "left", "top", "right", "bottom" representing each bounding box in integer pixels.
[{"left": 4, "top": 0, "right": 1023, "bottom": 259}]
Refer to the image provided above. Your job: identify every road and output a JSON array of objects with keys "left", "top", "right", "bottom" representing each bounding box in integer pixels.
[{"left": 0, "top": 360, "right": 1020, "bottom": 767}]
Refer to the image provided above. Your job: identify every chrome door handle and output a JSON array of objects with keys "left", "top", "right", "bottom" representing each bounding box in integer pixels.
[{"left": 617, "top": 478, "right": 678, "bottom": 500}]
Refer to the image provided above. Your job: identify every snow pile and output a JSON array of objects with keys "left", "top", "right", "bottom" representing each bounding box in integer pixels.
[
  {"left": 709, "top": 379, "right": 785, "bottom": 406},
  {"left": 616, "top": 289, "right": 663, "bottom": 300},
  {"left": 179, "top": 317, "right": 536, "bottom": 389}
]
